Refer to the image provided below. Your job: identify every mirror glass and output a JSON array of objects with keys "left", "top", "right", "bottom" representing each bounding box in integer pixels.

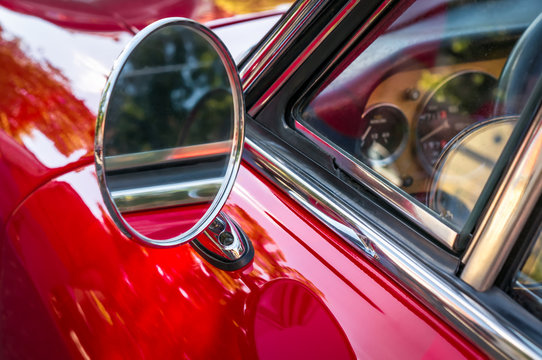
[{"left": 96, "top": 19, "right": 243, "bottom": 246}]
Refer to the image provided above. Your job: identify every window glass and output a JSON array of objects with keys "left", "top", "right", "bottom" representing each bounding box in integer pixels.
[
  {"left": 510, "top": 227, "right": 542, "bottom": 320},
  {"left": 296, "top": 0, "right": 542, "bottom": 231}
]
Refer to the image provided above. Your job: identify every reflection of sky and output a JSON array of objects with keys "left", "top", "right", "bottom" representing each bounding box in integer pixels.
[
  {"left": 0, "top": 6, "right": 281, "bottom": 117},
  {"left": 0, "top": 7, "right": 132, "bottom": 114},
  {"left": 57, "top": 166, "right": 106, "bottom": 222},
  {"left": 212, "top": 15, "right": 281, "bottom": 61},
  {"left": 21, "top": 129, "right": 87, "bottom": 168}
]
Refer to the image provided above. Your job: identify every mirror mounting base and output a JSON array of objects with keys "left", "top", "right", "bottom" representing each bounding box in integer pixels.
[{"left": 190, "top": 213, "right": 254, "bottom": 271}]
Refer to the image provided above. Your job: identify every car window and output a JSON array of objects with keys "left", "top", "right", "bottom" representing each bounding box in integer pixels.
[
  {"left": 295, "top": 0, "right": 542, "bottom": 235},
  {"left": 509, "top": 225, "right": 542, "bottom": 320}
]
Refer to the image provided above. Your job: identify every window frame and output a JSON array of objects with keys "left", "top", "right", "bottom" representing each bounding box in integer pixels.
[
  {"left": 289, "top": 0, "right": 535, "bottom": 253},
  {"left": 286, "top": 0, "right": 542, "bottom": 292}
]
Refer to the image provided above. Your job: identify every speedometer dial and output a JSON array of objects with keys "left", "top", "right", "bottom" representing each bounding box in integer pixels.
[{"left": 416, "top": 71, "right": 497, "bottom": 173}]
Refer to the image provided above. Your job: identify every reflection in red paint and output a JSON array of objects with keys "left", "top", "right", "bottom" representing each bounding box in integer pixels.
[
  {"left": 0, "top": 26, "right": 95, "bottom": 159},
  {"left": 252, "top": 279, "right": 355, "bottom": 360},
  {"left": 3, "top": 164, "right": 485, "bottom": 358},
  {"left": 124, "top": 203, "right": 209, "bottom": 240},
  {"left": 0, "top": 0, "right": 291, "bottom": 31}
]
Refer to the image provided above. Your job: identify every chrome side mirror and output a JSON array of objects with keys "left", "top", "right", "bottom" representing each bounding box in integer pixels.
[{"left": 95, "top": 18, "right": 244, "bottom": 249}]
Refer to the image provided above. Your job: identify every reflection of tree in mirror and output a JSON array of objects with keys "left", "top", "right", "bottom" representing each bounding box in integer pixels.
[
  {"left": 177, "top": 88, "right": 233, "bottom": 146},
  {"left": 104, "top": 25, "right": 233, "bottom": 156}
]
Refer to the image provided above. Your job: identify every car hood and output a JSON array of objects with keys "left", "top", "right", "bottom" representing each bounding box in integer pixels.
[{"left": 0, "top": 0, "right": 288, "bottom": 31}]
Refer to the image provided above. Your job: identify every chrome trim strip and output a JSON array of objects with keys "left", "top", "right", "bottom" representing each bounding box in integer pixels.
[
  {"left": 245, "top": 134, "right": 542, "bottom": 359},
  {"left": 111, "top": 177, "right": 220, "bottom": 213},
  {"left": 244, "top": 0, "right": 396, "bottom": 117},
  {"left": 240, "top": 0, "right": 325, "bottom": 93},
  {"left": 105, "top": 141, "right": 231, "bottom": 172},
  {"left": 245, "top": 136, "right": 378, "bottom": 259},
  {"left": 245, "top": 138, "right": 378, "bottom": 258},
  {"left": 461, "top": 106, "right": 542, "bottom": 291},
  {"left": 295, "top": 120, "right": 459, "bottom": 249}
]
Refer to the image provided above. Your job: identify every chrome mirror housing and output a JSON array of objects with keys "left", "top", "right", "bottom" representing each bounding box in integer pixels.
[{"left": 95, "top": 18, "right": 244, "bottom": 247}]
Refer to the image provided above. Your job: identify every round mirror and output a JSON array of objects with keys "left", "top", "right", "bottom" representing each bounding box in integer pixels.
[{"left": 95, "top": 18, "right": 244, "bottom": 247}]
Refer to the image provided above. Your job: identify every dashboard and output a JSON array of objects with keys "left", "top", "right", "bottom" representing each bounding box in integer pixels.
[
  {"left": 295, "top": 0, "right": 542, "bottom": 230},
  {"left": 298, "top": 56, "right": 510, "bottom": 222},
  {"left": 362, "top": 59, "right": 505, "bottom": 195}
]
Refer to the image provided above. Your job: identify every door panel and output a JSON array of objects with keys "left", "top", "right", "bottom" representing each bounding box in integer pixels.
[{"left": 3, "top": 163, "right": 484, "bottom": 358}]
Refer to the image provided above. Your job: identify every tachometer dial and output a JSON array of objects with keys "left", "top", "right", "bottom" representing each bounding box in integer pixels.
[
  {"left": 358, "top": 104, "right": 408, "bottom": 165},
  {"left": 416, "top": 71, "right": 497, "bottom": 173}
]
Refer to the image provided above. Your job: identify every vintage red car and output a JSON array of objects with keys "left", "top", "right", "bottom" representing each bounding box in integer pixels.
[{"left": 1, "top": 0, "right": 542, "bottom": 358}]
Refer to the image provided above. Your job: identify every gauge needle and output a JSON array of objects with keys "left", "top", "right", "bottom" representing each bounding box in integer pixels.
[
  {"left": 361, "top": 125, "right": 372, "bottom": 143},
  {"left": 420, "top": 120, "right": 449, "bottom": 142}
]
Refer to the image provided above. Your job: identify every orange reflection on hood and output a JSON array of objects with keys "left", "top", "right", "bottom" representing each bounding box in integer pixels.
[{"left": 0, "top": 26, "right": 95, "bottom": 162}]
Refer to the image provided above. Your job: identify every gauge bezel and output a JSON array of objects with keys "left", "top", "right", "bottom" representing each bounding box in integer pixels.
[
  {"left": 414, "top": 70, "right": 498, "bottom": 174},
  {"left": 426, "top": 115, "right": 518, "bottom": 226},
  {"left": 357, "top": 103, "right": 409, "bottom": 166}
]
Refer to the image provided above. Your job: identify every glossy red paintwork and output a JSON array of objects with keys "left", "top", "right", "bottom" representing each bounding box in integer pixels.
[
  {"left": 0, "top": 2, "right": 488, "bottom": 358},
  {"left": 0, "top": 0, "right": 197, "bottom": 32},
  {"left": 0, "top": 6, "right": 130, "bottom": 226},
  {"left": 0, "top": 0, "right": 290, "bottom": 31},
  {"left": 3, "top": 163, "right": 485, "bottom": 359},
  {"left": 124, "top": 204, "right": 210, "bottom": 240}
]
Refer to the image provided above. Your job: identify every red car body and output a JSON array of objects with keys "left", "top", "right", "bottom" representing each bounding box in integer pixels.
[{"left": 1, "top": 0, "right": 540, "bottom": 359}]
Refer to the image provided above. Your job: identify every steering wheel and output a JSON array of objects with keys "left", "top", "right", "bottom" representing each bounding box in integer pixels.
[{"left": 494, "top": 13, "right": 542, "bottom": 116}]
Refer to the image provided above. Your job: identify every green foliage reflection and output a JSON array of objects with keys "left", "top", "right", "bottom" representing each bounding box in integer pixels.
[{"left": 104, "top": 25, "right": 233, "bottom": 156}]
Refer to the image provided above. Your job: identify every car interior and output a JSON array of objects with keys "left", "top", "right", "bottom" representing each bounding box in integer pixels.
[{"left": 296, "top": 0, "right": 542, "bottom": 230}]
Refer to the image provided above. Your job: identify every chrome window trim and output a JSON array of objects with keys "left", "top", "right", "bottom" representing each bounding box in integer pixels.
[
  {"left": 242, "top": 0, "right": 397, "bottom": 117},
  {"left": 244, "top": 132, "right": 542, "bottom": 359},
  {"left": 295, "top": 120, "right": 459, "bottom": 249},
  {"left": 461, "top": 105, "right": 542, "bottom": 291},
  {"left": 240, "top": 0, "right": 326, "bottom": 93}
]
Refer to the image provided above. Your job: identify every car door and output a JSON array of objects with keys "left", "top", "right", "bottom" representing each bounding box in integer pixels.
[{"left": 240, "top": 0, "right": 542, "bottom": 358}]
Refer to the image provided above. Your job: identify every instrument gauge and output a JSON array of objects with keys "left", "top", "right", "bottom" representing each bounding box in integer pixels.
[
  {"left": 416, "top": 71, "right": 497, "bottom": 173},
  {"left": 358, "top": 104, "right": 408, "bottom": 165},
  {"left": 427, "top": 117, "right": 516, "bottom": 229}
]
